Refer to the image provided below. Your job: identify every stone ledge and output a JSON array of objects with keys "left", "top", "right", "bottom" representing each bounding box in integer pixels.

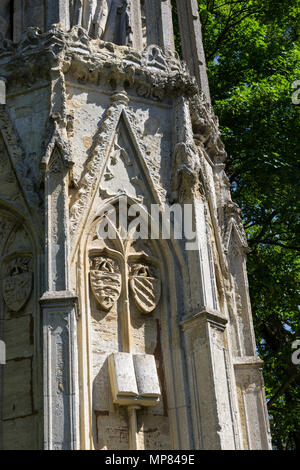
[
  {"left": 39, "top": 290, "right": 78, "bottom": 307},
  {"left": 233, "top": 356, "right": 264, "bottom": 369},
  {"left": 0, "top": 27, "right": 198, "bottom": 103},
  {"left": 180, "top": 308, "right": 228, "bottom": 330}
]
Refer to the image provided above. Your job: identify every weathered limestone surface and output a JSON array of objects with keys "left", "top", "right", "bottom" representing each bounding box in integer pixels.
[
  {"left": 0, "top": 206, "right": 42, "bottom": 450},
  {"left": 0, "top": 1, "right": 12, "bottom": 40},
  {"left": 176, "top": 0, "right": 211, "bottom": 102},
  {"left": 0, "top": 1, "right": 271, "bottom": 450}
]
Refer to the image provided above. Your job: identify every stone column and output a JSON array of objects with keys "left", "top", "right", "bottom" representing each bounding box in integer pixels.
[
  {"left": 160, "top": 0, "right": 175, "bottom": 52},
  {"left": 13, "top": 0, "right": 23, "bottom": 43},
  {"left": 40, "top": 141, "right": 79, "bottom": 450},
  {"left": 0, "top": 79, "right": 6, "bottom": 105},
  {"left": 188, "top": 196, "right": 219, "bottom": 311},
  {"left": 12, "top": 0, "right": 70, "bottom": 42},
  {"left": 176, "top": 0, "right": 210, "bottom": 103},
  {"left": 173, "top": 96, "right": 218, "bottom": 312},
  {"left": 45, "top": 0, "right": 70, "bottom": 31},
  {"left": 181, "top": 310, "right": 238, "bottom": 449},
  {"left": 144, "top": 0, "right": 160, "bottom": 47},
  {"left": 44, "top": 146, "right": 70, "bottom": 292},
  {"left": 234, "top": 358, "right": 272, "bottom": 450},
  {"left": 0, "top": 0, "right": 11, "bottom": 39},
  {"left": 129, "top": 0, "right": 143, "bottom": 50},
  {"left": 40, "top": 292, "right": 79, "bottom": 450},
  {"left": 144, "top": 0, "right": 175, "bottom": 52},
  {"left": 173, "top": 94, "right": 239, "bottom": 449}
]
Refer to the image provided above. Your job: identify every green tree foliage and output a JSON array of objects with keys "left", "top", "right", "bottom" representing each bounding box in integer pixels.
[{"left": 172, "top": 0, "right": 300, "bottom": 449}]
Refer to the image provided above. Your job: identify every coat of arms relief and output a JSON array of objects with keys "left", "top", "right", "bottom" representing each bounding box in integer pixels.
[
  {"left": 90, "top": 252, "right": 161, "bottom": 315},
  {"left": 89, "top": 215, "right": 161, "bottom": 317},
  {"left": 2, "top": 255, "right": 33, "bottom": 312},
  {"left": 87, "top": 112, "right": 162, "bottom": 317},
  {"left": 0, "top": 212, "right": 33, "bottom": 314},
  {"left": 129, "top": 263, "right": 161, "bottom": 314},
  {"left": 89, "top": 256, "right": 122, "bottom": 311}
]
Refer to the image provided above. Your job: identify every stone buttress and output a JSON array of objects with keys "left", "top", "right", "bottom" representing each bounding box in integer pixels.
[{"left": 0, "top": 0, "right": 271, "bottom": 450}]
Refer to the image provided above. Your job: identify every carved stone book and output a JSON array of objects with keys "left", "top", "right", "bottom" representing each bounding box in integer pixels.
[{"left": 108, "top": 353, "right": 161, "bottom": 407}]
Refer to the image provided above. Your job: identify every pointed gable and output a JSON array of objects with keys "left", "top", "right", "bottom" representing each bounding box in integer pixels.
[{"left": 70, "top": 97, "right": 162, "bottom": 252}]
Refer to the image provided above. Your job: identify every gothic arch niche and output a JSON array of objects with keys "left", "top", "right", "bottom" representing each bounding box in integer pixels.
[
  {"left": 0, "top": 206, "right": 40, "bottom": 450},
  {"left": 76, "top": 196, "right": 191, "bottom": 450}
]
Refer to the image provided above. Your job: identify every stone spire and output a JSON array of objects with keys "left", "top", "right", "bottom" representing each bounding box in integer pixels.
[{"left": 176, "top": 0, "right": 211, "bottom": 103}]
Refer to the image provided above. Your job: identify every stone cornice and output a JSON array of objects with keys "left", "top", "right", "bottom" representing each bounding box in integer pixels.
[
  {"left": 180, "top": 308, "right": 228, "bottom": 330},
  {"left": 233, "top": 356, "right": 264, "bottom": 369},
  {"left": 0, "top": 26, "right": 198, "bottom": 102}
]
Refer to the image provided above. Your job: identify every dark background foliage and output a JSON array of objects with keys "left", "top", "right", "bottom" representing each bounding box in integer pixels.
[{"left": 172, "top": 0, "right": 300, "bottom": 449}]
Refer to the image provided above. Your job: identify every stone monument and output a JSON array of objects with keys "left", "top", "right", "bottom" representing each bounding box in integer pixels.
[{"left": 0, "top": 0, "right": 271, "bottom": 450}]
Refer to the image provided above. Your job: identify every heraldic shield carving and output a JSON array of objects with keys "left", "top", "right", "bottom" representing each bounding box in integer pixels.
[
  {"left": 90, "top": 257, "right": 122, "bottom": 311},
  {"left": 129, "top": 263, "right": 161, "bottom": 314},
  {"left": 2, "top": 256, "right": 33, "bottom": 312}
]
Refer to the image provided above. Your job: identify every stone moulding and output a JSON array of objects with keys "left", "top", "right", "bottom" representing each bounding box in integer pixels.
[
  {"left": 68, "top": 100, "right": 166, "bottom": 255},
  {"left": 41, "top": 122, "right": 74, "bottom": 172},
  {"left": 0, "top": 27, "right": 198, "bottom": 102},
  {"left": 190, "top": 93, "right": 227, "bottom": 167},
  {"left": 0, "top": 104, "right": 41, "bottom": 212},
  {"left": 180, "top": 308, "right": 228, "bottom": 331},
  {"left": 223, "top": 202, "right": 249, "bottom": 255}
]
